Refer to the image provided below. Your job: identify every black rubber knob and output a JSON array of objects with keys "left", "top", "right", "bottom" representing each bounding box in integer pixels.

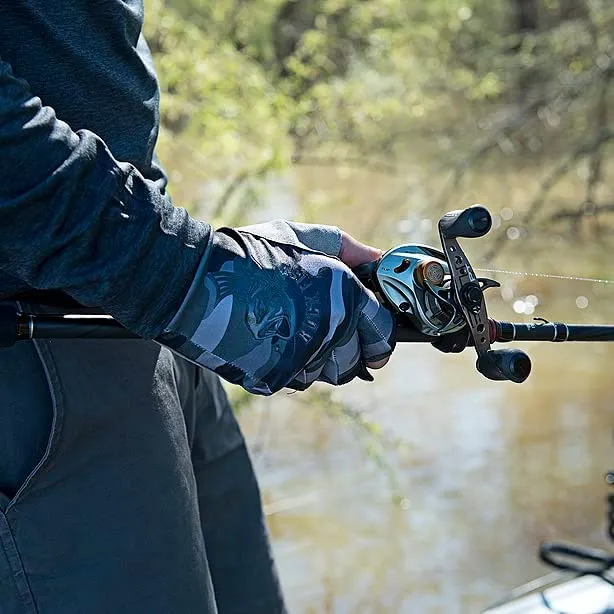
[
  {"left": 467, "top": 206, "right": 491, "bottom": 234},
  {"left": 507, "top": 350, "right": 531, "bottom": 382},
  {"left": 439, "top": 205, "right": 493, "bottom": 240},
  {"left": 476, "top": 349, "right": 531, "bottom": 383}
]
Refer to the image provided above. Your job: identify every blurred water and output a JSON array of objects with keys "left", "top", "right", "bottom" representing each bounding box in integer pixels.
[
  {"left": 240, "top": 340, "right": 614, "bottom": 613},
  {"left": 229, "top": 166, "right": 614, "bottom": 613}
]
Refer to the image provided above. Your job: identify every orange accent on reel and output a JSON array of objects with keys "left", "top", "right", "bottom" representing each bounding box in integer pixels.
[{"left": 415, "top": 260, "right": 445, "bottom": 287}]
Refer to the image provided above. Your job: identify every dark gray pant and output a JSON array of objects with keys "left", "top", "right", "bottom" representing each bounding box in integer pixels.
[{"left": 0, "top": 307, "right": 286, "bottom": 613}]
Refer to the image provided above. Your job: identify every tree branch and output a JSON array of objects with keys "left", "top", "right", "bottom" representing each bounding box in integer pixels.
[
  {"left": 432, "top": 63, "right": 613, "bottom": 212},
  {"left": 291, "top": 153, "right": 401, "bottom": 177},
  {"left": 484, "top": 128, "right": 614, "bottom": 261},
  {"left": 212, "top": 160, "right": 276, "bottom": 220},
  {"left": 550, "top": 203, "right": 614, "bottom": 222}
]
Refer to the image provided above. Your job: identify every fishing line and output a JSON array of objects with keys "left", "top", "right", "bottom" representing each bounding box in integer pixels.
[{"left": 476, "top": 268, "right": 614, "bottom": 285}]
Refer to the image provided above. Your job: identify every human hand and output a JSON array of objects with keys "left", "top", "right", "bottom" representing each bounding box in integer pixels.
[
  {"left": 158, "top": 221, "right": 396, "bottom": 395},
  {"left": 338, "top": 231, "right": 382, "bottom": 268}
]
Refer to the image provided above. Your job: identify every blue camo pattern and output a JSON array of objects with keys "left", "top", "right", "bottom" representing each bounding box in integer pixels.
[{"left": 159, "top": 222, "right": 396, "bottom": 395}]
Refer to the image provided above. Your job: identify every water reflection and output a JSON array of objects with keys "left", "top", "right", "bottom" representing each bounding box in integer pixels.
[{"left": 239, "top": 292, "right": 614, "bottom": 613}]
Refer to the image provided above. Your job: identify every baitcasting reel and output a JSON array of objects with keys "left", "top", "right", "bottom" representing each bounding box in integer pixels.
[{"left": 355, "top": 206, "right": 532, "bottom": 384}]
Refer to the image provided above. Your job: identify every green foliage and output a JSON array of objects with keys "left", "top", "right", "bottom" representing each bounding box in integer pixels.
[
  {"left": 145, "top": 0, "right": 614, "bottom": 236},
  {"left": 144, "top": 0, "right": 293, "bottom": 186}
]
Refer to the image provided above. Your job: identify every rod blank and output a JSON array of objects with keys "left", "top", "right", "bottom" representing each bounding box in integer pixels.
[
  {"left": 492, "top": 320, "right": 614, "bottom": 343},
  {"left": 3, "top": 307, "right": 614, "bottom": 348}
]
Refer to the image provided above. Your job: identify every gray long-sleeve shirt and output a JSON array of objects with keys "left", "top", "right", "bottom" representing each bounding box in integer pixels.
[{"left": 0, "top": 1, "right": 210, "bottom": 337}]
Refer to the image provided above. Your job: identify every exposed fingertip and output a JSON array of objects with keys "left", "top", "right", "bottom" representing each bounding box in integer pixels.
[{"left": 366, "top": 356, "right": 390, "bottom": 370}]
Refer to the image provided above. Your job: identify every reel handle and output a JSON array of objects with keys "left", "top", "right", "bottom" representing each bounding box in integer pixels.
[
  {"left": 476, "top": 348, "right": 531, "bottom": 383},
  {"left": 439, "top": 205, "right": 492, "bottom": 240}
]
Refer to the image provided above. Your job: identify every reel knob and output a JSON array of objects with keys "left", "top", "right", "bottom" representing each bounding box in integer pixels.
[
  {"left": 476, "top": 349, "right": 531, "bottom": 383},
  {"left": 439, "top": 205, "right": 492, "bottom": 240}
]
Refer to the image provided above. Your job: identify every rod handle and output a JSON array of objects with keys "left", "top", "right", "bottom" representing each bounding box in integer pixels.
[
  {"left": 395, "top": 321, "right": 436, "bottom": 343},
  {"left": 352, "top": 260, "right": 379, "bottom": 292}
]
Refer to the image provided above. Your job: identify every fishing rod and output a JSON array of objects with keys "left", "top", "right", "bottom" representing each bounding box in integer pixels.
[{"left": 2, "top": 205, "right": 614, "bottom": 383}]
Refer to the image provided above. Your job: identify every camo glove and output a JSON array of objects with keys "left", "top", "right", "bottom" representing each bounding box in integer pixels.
[{"left": 157, "top": 221, "right": 396, "bottom": 396}]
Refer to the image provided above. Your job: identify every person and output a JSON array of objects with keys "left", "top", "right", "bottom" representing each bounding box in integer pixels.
[{"left": 0, "top": 2, "right": 396, "bottom": 613}]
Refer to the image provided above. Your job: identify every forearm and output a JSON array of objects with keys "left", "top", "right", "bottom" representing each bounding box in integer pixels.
[{"left": 0, "top": 58, "right": 210, "bottom": 337}]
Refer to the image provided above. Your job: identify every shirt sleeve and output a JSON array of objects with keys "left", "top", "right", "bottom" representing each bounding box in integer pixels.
[{"left": 0, "top": 57, "right": 211, "bottom": 338}]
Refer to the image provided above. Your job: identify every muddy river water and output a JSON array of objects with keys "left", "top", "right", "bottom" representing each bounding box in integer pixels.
[
  {"left": 240, "top": 309, "right": 614, "bottom": 613},
  {"left": 210, "top": 166, "right": 614, "bottom": 613}
]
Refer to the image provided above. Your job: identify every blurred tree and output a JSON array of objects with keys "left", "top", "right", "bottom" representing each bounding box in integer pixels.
[{"left": 144, "top": 0, "right": 614, "bottom": 243}]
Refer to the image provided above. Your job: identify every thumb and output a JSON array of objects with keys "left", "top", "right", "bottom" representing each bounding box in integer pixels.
[{"left": 339, "top": 231, "right": 382, "bottom": 268}]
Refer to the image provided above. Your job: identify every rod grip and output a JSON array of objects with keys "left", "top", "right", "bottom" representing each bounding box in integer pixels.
[
  {"left": 352, "top": 260, "right": 379, "bottom": 292},
  {"left": 395, "top": 321, "right": 435, "bottom": 343}
]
